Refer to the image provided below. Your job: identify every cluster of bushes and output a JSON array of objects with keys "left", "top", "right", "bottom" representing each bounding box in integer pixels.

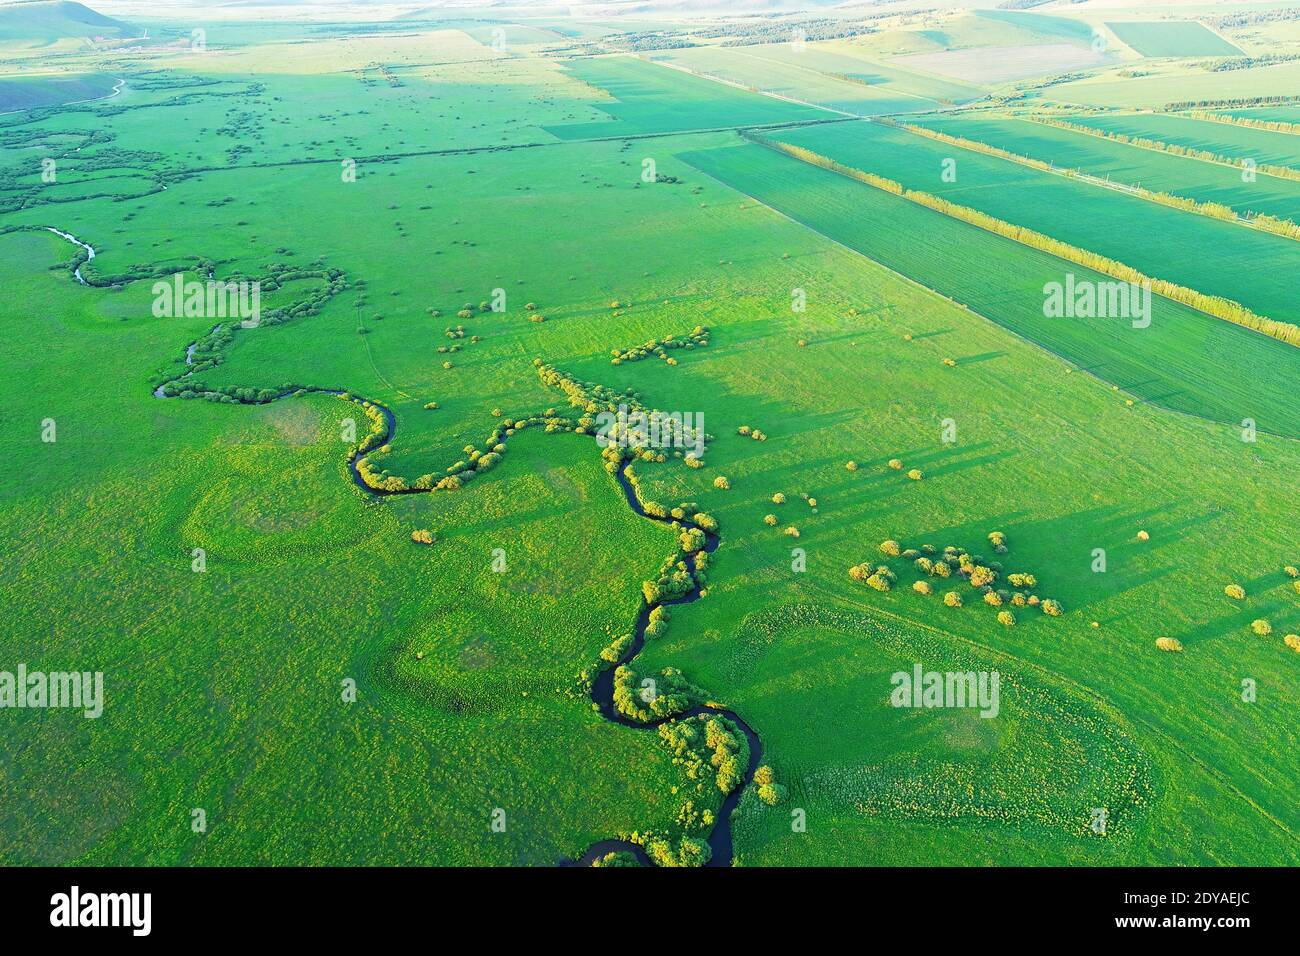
[
  {"left": 698, "top": 14, "right": 882, "bottom": 45},
  {"left": 736, "top": 425, "right": 768, "bottom": 441},
  {"left": 751, "top": 130, "right": 1300, "bottom": 348},
  {"left": 534, "top": 360, "right": 711, "bottom": 468},
  {"left": 659, "top": 714, "right": 749, "bottom": 796},
  {"left": 1207, "top": 8, "right": 1300, "bottom": 28},
  {"left": 1155, "top": 637, "right": 1184, "bottom": 653},
  {"left": 612, "top": 665, "right": 702, "bottom": 723},
  {"left": 1163, "top": 94, "right": 1300, "bottom": 111},
  {"left": 410, "top": 529, "right": 434, "bottom": 545},
  {"left": 854, "top": 537, "right": 1064, "bottom": 618},
  {"left": 881, "top": 457, "right": 924, "bottom": 480},
  {"left": 368, "top": 407, "right": 561, "bottom": 495},
  {"left": 645, "top": 606, "right": 671, "bottom": 640},
  {"left": 849, "top": 562, "right": 895, "bottom": 592},
  {"left": 600, "top": 633, "right": 635, "bottom": 665},
  {"left": 753, "top": 765, "right": 787, "bottom": 806},
  {"left": 640, "top": 833, "right": 711, "bottom": 868},
  {"left": 1199, "top": 54, "right": 1300, "bottom": 76},
  {"left": 610, "top": 326, "right": 709, "bottom": 365},
  {"left": 641, "top": 548, "right": 698, "bottom": 605}
]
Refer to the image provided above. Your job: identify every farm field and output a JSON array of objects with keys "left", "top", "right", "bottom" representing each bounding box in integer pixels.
[
  {"left": 1069, "top": 111, "right": 1300, "bottom": 169},
  {"left": 1106, "top": 21, "right": 1243, "bottom": 57},
  {"left": 1045, "top": 58, "right": 1300, "bottom": 108},
  {"left": 679, "top": 139, "right": 1300, "bottom": 439},
  {"left": 724, "top": 42, "right": 985, "bottom": 106},
  {"left": 1216, "top": 104, "right": 1300, "bottom": 125},
  {"left": 0, "top": 70, "right": 118, "bottom": 111},
  {"left": 1, "top": 0, "right": 1298, "bottom": 884},
  {"left": 646, "top": 45, "right": 966, "bottom": 115},
  {"left": 908, "top": 112, "right": 1300, "bottom": 223},
  {"left": 894, "top": 43, "right": 1110, "bottom": 85},
  {"left": 771, "top": 119, "right": 1300, "bottom": 325},
  {"left": 543, "top": 55, "right": 825, "bottom": 138}
]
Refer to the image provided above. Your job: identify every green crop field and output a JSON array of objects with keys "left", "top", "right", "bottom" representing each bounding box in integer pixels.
[
  {"left": 1046, "top": 58, "right": 1300, "bottom": 109},
  {"left": 1070, "top": 112, "right": 1300, "bottom": 169},
  {"left": 647, "top": 45, "right": 954, "bottom": 115},
  {"left": 0, "top": 70, "right": 117, "bottom": 111},
  {"left": 771, "top": 120, "right": 1300, "bottom": 325},
  {"left": 1107, "top": 21, "right": 1243, "bottom": 58},
  {"left": 679, "top": 140, "right": 1300, "bottom": 438},
  {"left": 1, "top": 0, "right": 1298, "bottom": 888},
  {"left": 909, "top": 112, "right": 1300, "bottom": 223}
]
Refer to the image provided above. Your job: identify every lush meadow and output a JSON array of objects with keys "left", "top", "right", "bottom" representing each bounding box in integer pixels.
[{"left": 2, "top": 10, "right": 1298, "bottom": 867}]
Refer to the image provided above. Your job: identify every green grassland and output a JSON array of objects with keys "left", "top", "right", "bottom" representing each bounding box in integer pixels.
[
  {"left": 908, "top": 111, "right": 1300, "bottom": 222},
  {"left": 770, "top": 120, "right": 1300, "bottom": 325},
  {"left": 848, "top": 8, "right": 1093, "bottom": 59},
  {"left": 1106, "top": 21, "right": 1243, "bottom": 58},
  {"left": 974, "top": 10, "right": 1096, "bottom": 46},
  {"left": 2, "top": 16, "right": 1299, "bottom": 868}
]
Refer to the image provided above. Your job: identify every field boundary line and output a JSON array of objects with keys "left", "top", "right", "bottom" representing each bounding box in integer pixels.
[
  {"left": 639, "top": 54, "right": 864, "bottom": 117},
  {"left": 718, "top": 46, "right": 948, "bottom": 108},
  {"left": 141, "top": 116, "right": 854, "bottom": 181}
]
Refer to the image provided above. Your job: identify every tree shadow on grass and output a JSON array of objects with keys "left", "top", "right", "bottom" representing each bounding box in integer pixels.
[
  {"left": 954, "top": 350, "right": 1008, "bottom": 367},
  {"left": 1177, "top": 599, "right": 1292, "bottom": 648},
  {"left": 1240, "top": 568, "right": 1289, "bottom": 594}
]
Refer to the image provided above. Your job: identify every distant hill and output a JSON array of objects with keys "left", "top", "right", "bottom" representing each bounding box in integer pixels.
[{"left": 0, "top": 1, "right": 137, "bottom": 46}]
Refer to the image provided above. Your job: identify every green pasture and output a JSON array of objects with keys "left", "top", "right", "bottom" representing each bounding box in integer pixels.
[{"left": 1, "top": 14, "right": 1298, "bottom": 868}]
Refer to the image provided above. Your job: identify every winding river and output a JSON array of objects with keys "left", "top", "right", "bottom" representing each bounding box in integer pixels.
[
  {"left": 46, "top": 227, "right": 95, "bottom": 284},
  {"left": 108, "top": 218, "right": 767, "bottom": 866},
  {"left": 569, "top": 466, "right": 763, "bottom": 868}
]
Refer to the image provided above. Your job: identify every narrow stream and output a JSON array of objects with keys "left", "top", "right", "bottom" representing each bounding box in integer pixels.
[
  {"left": 566, "top": 465, "right": 762, "bottom": 867},
  {"left": 145, "top": 295, "right": 763, "bottom": 866},
  {"left": 45, "top": 227, "right": 94, "bottom": 284}
]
